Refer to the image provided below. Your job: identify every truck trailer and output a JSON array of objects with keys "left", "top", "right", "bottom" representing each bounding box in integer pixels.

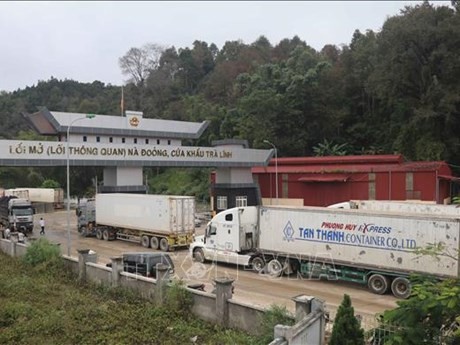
[
  {"left": 0, "top": 196, "right": 34, "bottom": 234},
  {"left": 5, "top": 188, "right": 64, "bottom": 209},
  {"left": 189, "top": 205, "right": 460, "bottom": 298},
  {"left": 77, "top": 193, "right": 196, "bottom": 251}
]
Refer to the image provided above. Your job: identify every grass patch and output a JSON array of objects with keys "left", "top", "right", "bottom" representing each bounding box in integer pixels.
[
  {"left": 0, "top": 252, "right": 264, "bottom": 344},
  {"left": 258, "top": 304, "right": 295, "bottom": 344}
]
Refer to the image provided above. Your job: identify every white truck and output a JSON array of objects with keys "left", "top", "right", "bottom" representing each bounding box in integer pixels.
[
  {"left": 0, "top": 196, "right": 34, "bottom": 234},
  {"left": 77, "top": 193, "right": 196, "bottom": 251},
  {"left": 190, "top": 205, "right": 460, "bottom": 298}
]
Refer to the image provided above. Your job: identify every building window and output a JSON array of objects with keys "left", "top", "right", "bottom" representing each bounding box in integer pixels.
[
  {"left": 168, "top": 140, "right": 171, "bottom": 145},
  {"left": 122, "top": 138, "right": 125, "bottom": 144},
  {"left": 83, "top": 136, "right": 87, "bottom": 142},
  {"left": 134, "top": 138, "right": 137, "bottom": 144},
  {"left": 157, "top": 139, "right": 160, "bottom": 145},
  {"left": 236, "top": 196, "right": 247, "bottom": 207},
  {"left": 109, "top": 137, "right": 113, "bottom": 143},
  {"left": 217, "top": 196, "right": 227, "bottom": 210},
  {"left": 145, "top": 138, "right": 149, "bottom": 144},
  {"left": 96, "top": 136, "right": 100, "bottom": 143}
]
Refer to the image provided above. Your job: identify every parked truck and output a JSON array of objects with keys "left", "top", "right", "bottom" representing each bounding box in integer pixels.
[
  {"left": 190, "top": 205, "right": 460, "bottom": 298},
  {"left": 0, "top": 196, "right": 34, "bottom": 235},
  {"left": 77, "top": 193, "right": 196, "bottom": 251}
]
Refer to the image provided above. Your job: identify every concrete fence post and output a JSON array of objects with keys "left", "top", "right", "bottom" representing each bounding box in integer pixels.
[
  {"left": 292, "top": 294, "right": 314, "bottom": 322},
  {"left": 214, "top": 276, "right": 234, "bottom": 327},
  {"left": 311, "top": 297, "right": 326, "bottom": 344},
  {"left": 155, "top": 263, "right": 170, "bottom": 305},
  {"left": 77, "top": 249, "right": 91, "bottom": 282},
  {"left": 10, "top": 237, "right": 17, "bottom": 257},
  {"left": 291, "top": 295, "right": 326, "bottom": 344},
  {"left": 110, "top": 256, "right": 123, "bottom": 287}
]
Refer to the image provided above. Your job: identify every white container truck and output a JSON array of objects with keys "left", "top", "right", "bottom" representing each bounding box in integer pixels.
[
  {"left": 77, "top": 193, "right": 196, "bottom": 251},
  {"left": 190, "top": 205, "right": 460, "bottom": 298}
]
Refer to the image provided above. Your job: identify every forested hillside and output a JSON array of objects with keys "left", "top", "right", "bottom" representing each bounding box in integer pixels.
[{"left": 0, "top": 2, "right": 459, "bottom": 196}]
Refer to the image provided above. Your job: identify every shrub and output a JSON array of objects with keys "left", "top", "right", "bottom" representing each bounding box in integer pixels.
[
  {"left": 165, "top": 280, "right": 193, "bottom": 315},
  {"left": 259, "top": 304, "right": 295, "bottom": 343},
  {"left": 329, "top": 294, "right": 364, "bottom": 345},
  {"left": 23, "top": 237, "right": 62, "bottom": 272}
]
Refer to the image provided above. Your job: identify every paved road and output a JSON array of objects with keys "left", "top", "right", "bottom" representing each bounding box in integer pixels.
[{"left": 34, "top": 210, "right": 398, "bottom": 323}]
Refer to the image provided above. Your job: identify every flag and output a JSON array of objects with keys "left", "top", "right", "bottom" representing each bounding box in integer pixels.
[{"left": 121, "top": 86, "right": 124, "bottom": 116}]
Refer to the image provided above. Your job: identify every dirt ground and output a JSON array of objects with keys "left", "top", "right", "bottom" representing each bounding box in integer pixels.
[{"left": 31, "top": 210, "right": 398, "bottom": 323}]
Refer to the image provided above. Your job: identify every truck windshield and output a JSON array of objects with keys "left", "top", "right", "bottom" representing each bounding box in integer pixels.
[{"left": 13, "top": 208, "right": 33, "bottom": 216}]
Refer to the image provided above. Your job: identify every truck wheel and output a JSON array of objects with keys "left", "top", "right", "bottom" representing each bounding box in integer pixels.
[
  {"left": 79, "top": 226, "right": 87, "bottom": 237},
  {"left": 391, "top": 277, "right": 411, "bottom": 299},
  {"left": 251, "top": 257, "right": 265, "bottom": 273},
  {"left": 103, "top": 229, "right": 110, "bottom": 241},
  {"left": 193, "top": 248, "right": 205, "bottom": 263},
  {"left": 141, "top": 235, "right": 150, "bottom": 248},
  {"left": 368, "top": 274, "right": 390, "bottom": 295},
  {"left": 159, "top": 238, "right": 169, "bottom": 252},
  {"left": 266, "top": 259, "right": 283, "bottom": 278},
  {"left": 96, "top": 229, "right": 103, "bottom": 240},
  {"left": 150, "top": 237, "right": 159, "bottom": 250}
]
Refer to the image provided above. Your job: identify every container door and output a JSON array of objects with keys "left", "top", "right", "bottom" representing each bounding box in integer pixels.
[
  {"left": 170, "top": 198, "right": 195, "bottom": 234},
  {"left": 170, "top": 198, "right": 180, "bottom": 233}
]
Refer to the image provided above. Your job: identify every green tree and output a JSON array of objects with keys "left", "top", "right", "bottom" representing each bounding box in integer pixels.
[
  {"left": 373, "top": 243, "right": 460, "bottom": 344},
  {"left": 41, "top": 179, "right": 60, "bottom": 189},
  {"left": 375, "top": 277, "right": 460, "bottom": 344},
  {"left": 313, "top": 139, "right": 349, "bottom": 156},
  {"left": 235, "top": 45, "right": 332, "bottom": 156},
  {"left": 329, "top": 294, "right": 364, "bottom": 345},
  {"left": 368, "top": 2, "right": 460, "bottom": 161}
]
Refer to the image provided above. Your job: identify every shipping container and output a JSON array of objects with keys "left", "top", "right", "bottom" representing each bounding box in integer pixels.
[
  {"left": 5, "top": 188, "right": 64, "bottom": 208},
  {"left": 78, "top": 193, "right": 196, "bottom": 251}
]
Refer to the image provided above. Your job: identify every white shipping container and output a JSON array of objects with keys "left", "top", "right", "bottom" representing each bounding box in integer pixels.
[
  {"left": 6, "top": 188, "right": 57, "bottom": 203},
  {"left": 258, "top": 206, "right": 460, "bottom": 278},
  {"left": 355, "top": 200, "right": 460, "bottom": 217},
  {"left": 5, "top": 189, "right": 29, "bottom": 200},
  {"left": 54, "top": 188, "right": 64, "bottom": 204},
  {"left": 96, "top": 193, "right": 195, "bottom": 235},
  {"left": 28, "top": 188, "right": 55, "bottom": 203}
]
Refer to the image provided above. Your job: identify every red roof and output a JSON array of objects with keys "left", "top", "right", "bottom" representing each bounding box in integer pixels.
[
  {"left": 273, "top": 155, "right": 403, "bottom": 166},
  {"left": 252, "top": 155, "right": 451, "bottom": 175}
]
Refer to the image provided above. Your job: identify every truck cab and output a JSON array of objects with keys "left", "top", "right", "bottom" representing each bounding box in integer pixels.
[
  {"left": 76, "top": 199, "right": 96, "bottom": 236},
  {"left": 190, "top": 206, "right": 258, "bottom": 266},
  {"left": 8, "top": 198, "right": 34, "bottom": 233}
]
